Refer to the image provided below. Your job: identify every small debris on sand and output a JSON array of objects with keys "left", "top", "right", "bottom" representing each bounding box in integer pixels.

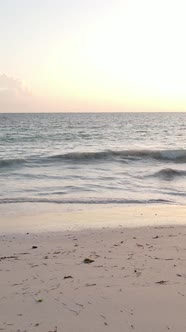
[
  {"left": 83, "top": 258, "right": 95, "bottom": 264},
  {"left": 156, "top": 280, "right": 168, "bottom": 285}
]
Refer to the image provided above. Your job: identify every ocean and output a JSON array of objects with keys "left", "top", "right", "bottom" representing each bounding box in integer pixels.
[{"left": 0, "top": 112, "right": 186, "bottom": 216}]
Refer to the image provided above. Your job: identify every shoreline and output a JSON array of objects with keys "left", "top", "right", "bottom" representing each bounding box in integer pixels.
[
  {"left": 1, "top": 224, "right": 186, "bottom": 331},
  {"left": 0, "top": 204, "right": 186, "bottom": 234}
]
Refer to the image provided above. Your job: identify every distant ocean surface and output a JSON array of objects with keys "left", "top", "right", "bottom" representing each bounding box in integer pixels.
[{"left": 0, "top": 112, "right": 186, "bottom": 215}]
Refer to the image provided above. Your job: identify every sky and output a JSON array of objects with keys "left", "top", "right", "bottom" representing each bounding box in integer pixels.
[{"left": 0, "top": 0, "right": 186, "bottom": 112}]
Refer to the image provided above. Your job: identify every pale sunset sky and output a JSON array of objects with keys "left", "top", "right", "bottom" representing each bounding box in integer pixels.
[{"left": 0, "top": 0, "right": 186, "bottom": 112}]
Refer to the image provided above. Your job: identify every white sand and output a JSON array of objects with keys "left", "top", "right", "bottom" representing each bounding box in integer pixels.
[{"left": 0, "top": 205, "right": 186, "bottom": 331}]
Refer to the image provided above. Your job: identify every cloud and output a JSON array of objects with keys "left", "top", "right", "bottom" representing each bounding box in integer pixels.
[{"left": 0, "top": 74, "right": 32, "bottom": 112}]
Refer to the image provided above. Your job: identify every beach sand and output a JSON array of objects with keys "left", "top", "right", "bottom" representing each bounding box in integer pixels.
[{"left": 0, "top": 205, "right": 186, "bottom": 331}]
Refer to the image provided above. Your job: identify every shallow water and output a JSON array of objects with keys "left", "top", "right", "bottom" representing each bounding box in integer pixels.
[{"left": 0, "top": 112, "right": 186, "bottom": 215}]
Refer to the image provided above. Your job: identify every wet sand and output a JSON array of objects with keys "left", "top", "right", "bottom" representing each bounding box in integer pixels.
[{"left": 1, "top": 204, "right": 186, "bottom": 233}]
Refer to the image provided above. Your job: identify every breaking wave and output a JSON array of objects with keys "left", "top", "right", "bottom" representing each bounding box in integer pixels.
[
  {"left": 1, "top": 149, "right": 186, "bottom": 169},
  {"left": 50, "top": 149, "right": 186, "bottom": 162},
  {"left": 153, "top": 168, "right": 186, "bottom": 180},
  {"left": 0, "top": 158, "right": 26, "bottom": 168}
]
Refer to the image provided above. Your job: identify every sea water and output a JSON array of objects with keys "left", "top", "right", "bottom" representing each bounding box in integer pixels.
[{"left": 0, "top": 112, "right": 186, "bottom": 216}]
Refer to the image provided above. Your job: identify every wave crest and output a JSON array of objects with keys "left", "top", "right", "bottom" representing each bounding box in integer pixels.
[
  {"left": 1, "top": 149, "right": 186, "bottom": 169},
  {"left": 153, "top": 168, "right": 186, "bottom": 180},
  {"left": 50, "top": 149, "right": 186, "bottom": 163},
  {"left": 0, "top": 158, "right": 26, "bottom": 168}
]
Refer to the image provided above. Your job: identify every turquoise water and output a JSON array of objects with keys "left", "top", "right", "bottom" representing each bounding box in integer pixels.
[{"left": 0, "top": 112, "right": 186, "bottom": 214}]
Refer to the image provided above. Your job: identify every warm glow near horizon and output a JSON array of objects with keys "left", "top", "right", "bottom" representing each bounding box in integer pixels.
[{"left": 1, "top": 0, "right": 186, "bottom": 112}]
